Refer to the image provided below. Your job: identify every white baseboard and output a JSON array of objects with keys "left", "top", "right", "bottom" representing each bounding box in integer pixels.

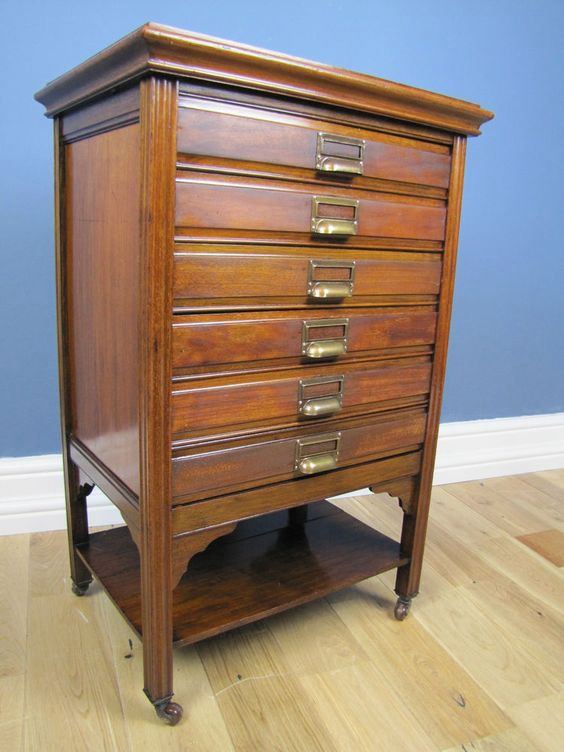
[{"left": 1, "top": 412, "right": 562, "bottom": 535}]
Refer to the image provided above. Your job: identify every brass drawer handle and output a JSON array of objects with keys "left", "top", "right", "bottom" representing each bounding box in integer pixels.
[
  {"left": 295, "top": 432, "right": 341, "bottom": 476},
  {"left": 310, "top": 281, "right": 352, "bottom": 299},
  {"left": 316, "top": 133, "right": 365, "bottom": 176},
  {"left": 298, "top": 453, "right": 337, "bottom": 475},
  {"left": 300, "top": 395, "right": 342, "bottom": 418},
  {"left": 307, "top": 260, "right": 355, "bottom": 300},
  {"left": 304, "top": 339, "right": 346, "bottom": 359},
  {"left": 299, "top": 375, "right": 344, "bottom": 418},
  {"left": 302, "top": 318, "right": 349, "bottom": 360},
  {"left": 311, "top": 196, "right": 359, "bottom": 236}
]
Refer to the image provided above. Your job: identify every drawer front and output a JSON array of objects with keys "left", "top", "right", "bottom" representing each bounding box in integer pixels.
[
  {"left": 173, "top": 248, "right": 442, "bottom": 308},
  {"left": 172, "top": 359, "right": 432, "bottom": 438},
  {"left": 172, "top": 409, "right": 427, "bottom": 500},
  {"left": 175, "top": 176, "right": 446, "bottom": 242},
  {"left": 177, "top": 99, "right": 451, "bottom": 189},
  {"left": 172, "top": 307, "right": 437, "bottom": 371}
]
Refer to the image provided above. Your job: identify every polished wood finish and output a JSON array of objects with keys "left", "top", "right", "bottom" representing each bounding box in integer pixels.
[
  {"left": 36, "top": 23, "right": 491, "bottom": 723},
  {"left": 171, "top": 358, "right": 432, "bottom": 438},
  {"left": 177, "top": 99, "right": 452, "bottom": 188},
  {"left": 137, "top": 76, "right": 178, "bottom": 717},
  {"left": 34, "top": 23, "right": 493, "bottom": 135},
  {"left": 172, "top": 408, "right": 427, "bottom": 499},
  {"left": 172, "top": 307, "right": 437, "bottom": 371},
  {"left": 66, "top": 124, "right": 141, "bottom": 495},
  {"left": 394, "top": 136, "right": 468, "bottom": 603},
  {"left": 175, "top": 174, "right": 447, "bottom": 241},
  {"left": 173, "top": 247, "right": 442, "bottom": 310},
  {"left": 76, "top": 502, "right": 408, "bottom": 646}
]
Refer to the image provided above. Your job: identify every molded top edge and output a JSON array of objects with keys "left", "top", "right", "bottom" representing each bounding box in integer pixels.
[{"left": 34, "top": 22, "right": 494, "bottom": 135}]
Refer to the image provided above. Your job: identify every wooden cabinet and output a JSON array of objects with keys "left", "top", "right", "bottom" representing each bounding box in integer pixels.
[{"left": 35, "top": 22, "right": 492, "bottom": 724}]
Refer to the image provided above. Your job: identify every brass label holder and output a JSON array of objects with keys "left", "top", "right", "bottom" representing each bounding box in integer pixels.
[
  {"left": 298, "top": 374, "right": 345, "bottom": 418},
  {"left": 316, "top": 132, "right": 365, "bottom": 175},
  {"left": 311, "top": 195, "right": 359, "bottom": 236},
  {"left": 301, "top": 318, "right": 349, "bottom": 359},
  {"left": 294, "top": 431, "right": 342, "bottom": 475},
  {"left": 307, "top": 259, "right": 356, "bottom": 299}
]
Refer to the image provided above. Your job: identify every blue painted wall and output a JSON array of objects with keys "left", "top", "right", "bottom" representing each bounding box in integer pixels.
[{"left": 1, "top": 1, "right": 563, "bottom": 457}]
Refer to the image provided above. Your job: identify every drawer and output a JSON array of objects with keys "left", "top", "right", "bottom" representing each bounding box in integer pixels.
[
  {"left": 175, "top": 175, "right": 446, "bottom": 242},
  {"left": 172, "top": 358, "right": 432, "bottom": 439},
  {"left": 172, "top": 307, "right": 437, "bottom": 372},
  {"left": 177, "top": 98, "right": 451, "bottom": 189},
  {"left": 172, "top": 408, "right": 427, "bottom": 501},
  {"left": 173, "top": 247, "right": 442, "bottom": 309}
]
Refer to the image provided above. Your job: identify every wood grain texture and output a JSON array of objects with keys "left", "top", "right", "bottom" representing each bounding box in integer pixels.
[
  {"left": 394, "top": 135, "right": 467, "bottom": 601},
  {"left": 172, "top": 450, "right": 422, "bottom": 525},
  {"left": 172, "top": 358, "right": 432, "bottom": 438},
  {"left": 516, "top": 530, "right": 564, "bottom": 567},
  {"left": 177, "top": 98, "right": 452, "bottom": 188},
  {"left": 36, "top": 25, "right": 493, "bottom": 724},
  {"left": 175, "top": 174, "right": 447, "bottom": 241},
  {"left": 173, "top": 246, "right": 442, "bottom": 309},
  {"left": 76, "top": 502, "right": 407, "bottom": 647},
  {"left": 34, "top": 23, "right": 493, "bottom": 135},
  {"left": 61, "top": 85, "right": 139, "bottom": 143},
  {"left": 172, "top": 307, "right": 437, "bottom": 371},
  {"left": 137, "top": 76, "right": 177, "bottom": 707},
  {"left": 180, "top": 80, "right": 457, "bottom": 146},
  {"left": 172, "top": 408, "right": 427, "bottom": 499},
  {"left": 66, "top": 124, "right": 141, "bottom": 495}
]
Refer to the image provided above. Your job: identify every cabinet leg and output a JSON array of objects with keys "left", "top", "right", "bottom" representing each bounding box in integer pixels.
[
  {"left": 394, "top": 595, "right": 412, "bottom": 621},
  {"left": 144, "top": 690, "right": 183, "bottom": 726},
  {"left": 64, "top": 458, "right": 94, "bottom": 595},
  {"left": 394, "top": 483, "right": 430, "bottom": 617},
  {"left": 140, "top": 504, "right": 184, "bottom": 724},
  {"left": 288, "top": 504, "right": 309, "bottom": 527}
]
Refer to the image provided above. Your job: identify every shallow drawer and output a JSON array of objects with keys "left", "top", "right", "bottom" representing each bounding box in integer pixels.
[
  {"left": 172, "top": 358, "right": 431, "bottom": 439},
  {"left": 172, "top": 409, "right": 427, "bottom": 500},
  {"left": 177, "top": 98, "right": 451, "bottom": 189},
  {"left": 175, "top": 175, "right": 446, "bottom": 242},
  {"left": 172, "top": 307, "right": 437, "bottom": 372},
  {"left": 173, "top": 247, "right": 442, "bottom": 309}
]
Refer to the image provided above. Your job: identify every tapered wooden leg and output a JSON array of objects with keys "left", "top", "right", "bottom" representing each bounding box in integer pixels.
[
  {"left": 394, "top": 483, "right": 428, "bottom": 617},
  {"left": 140, "top": 507, "right": 181, "bottom": 724},
  {"left": 64, "top": 456, "right": 94, "bottom": 595}
]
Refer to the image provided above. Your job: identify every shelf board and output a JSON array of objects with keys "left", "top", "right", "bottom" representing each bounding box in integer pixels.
[{"left": 77, "top": 501, "right": 406, "bottom": 647}]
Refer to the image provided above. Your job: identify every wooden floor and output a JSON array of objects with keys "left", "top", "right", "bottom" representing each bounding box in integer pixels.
[{"left": 1, "top": 471, "right": 563, "bottom": 751}]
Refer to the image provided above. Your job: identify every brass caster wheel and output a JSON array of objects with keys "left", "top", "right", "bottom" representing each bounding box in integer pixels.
[
  {"left": 155, "top": 700, "right": 183, "bottom": 725},
  {"left": 394, "top": 596, "right": 412, "bottom": 621},
  {"left": 71, "top": 581, "right": 91, "bottom": 596}
]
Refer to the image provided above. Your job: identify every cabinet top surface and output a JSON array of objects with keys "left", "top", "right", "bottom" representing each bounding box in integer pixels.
[{"left": 34, "top": 22, "right": 493, "bottom": 135}]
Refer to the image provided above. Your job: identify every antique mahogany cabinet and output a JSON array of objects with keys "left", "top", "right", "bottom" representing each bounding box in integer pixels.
[{"left": 35, "top": 23, "right": 492, "bottom": 724}]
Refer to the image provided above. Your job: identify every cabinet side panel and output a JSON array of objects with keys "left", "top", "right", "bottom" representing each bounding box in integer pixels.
[{"left": 65, "top": 124, "right": 140, "bottom": 494}]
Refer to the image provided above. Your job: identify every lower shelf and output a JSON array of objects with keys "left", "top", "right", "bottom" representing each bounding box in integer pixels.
[{"left": 77, "top": 501, "right": 406, "bottom": 647}]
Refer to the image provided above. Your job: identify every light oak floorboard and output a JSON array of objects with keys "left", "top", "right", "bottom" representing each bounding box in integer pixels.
[
  {"left": 518, "top": 470, "right": 564, "bottom": 505},
  {"left": 97, "top": 592, "right": 235, "bottom": 752},
  {"left": 508, "top": 691, "right": 564, "bottom": 752},
  {"left": 329, "top": 579, "right": 512, "bottom": 748},
  {"left": 416, "top": 587, "right": 560, "bottom": 708},
  {"left": 0, "top": 470, "right": 562, "bottom": 750},
  {"left": 441, "top": 725, "right": 542, "bottom": 751},
  {"left": 0, "top": 533, "right": 29, "bottom": 677},
  {"left": 0, "top": 673, "right": 24, "bottom": 752},
  {"left": 481, "top": 476, "right": 564, "bottom": 529},
  {"left": 517, "top": 530, "right": 564, "bottom": 567},
  {"left": 441, "top": 480, "right": 556, "bottom": 537}
]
